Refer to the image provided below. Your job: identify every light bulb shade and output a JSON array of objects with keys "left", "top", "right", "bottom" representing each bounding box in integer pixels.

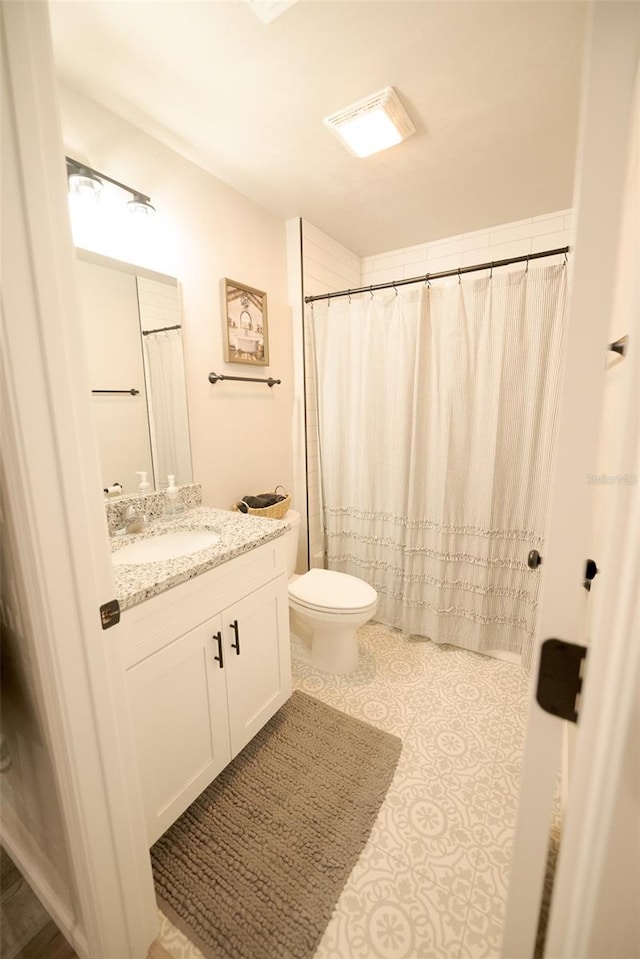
[
  {"left": 127, "top": 196, "right": 156, "bottom": 216},
  {"left": 68, "top": 170, "right": 103, "bottom": 197},
  {"left": 324, "top": 86, "right": 415, "bottom": 158}
]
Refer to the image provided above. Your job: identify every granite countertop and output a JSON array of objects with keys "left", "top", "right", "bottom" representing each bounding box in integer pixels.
[{"left": 112, "top": 506, "right": 289, "bottom": 611}]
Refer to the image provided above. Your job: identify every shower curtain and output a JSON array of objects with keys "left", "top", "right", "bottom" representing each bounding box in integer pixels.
[
  {"left": 311, "top": 264, "right": 567, "bottom": 667},
  {"left": 142, "top": 328, "right": 192, "bottom": 486}
]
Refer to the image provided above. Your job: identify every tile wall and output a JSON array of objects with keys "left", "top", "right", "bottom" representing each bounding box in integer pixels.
[{"left": 360, "top": 211, "right": 573, "bottom": 286}]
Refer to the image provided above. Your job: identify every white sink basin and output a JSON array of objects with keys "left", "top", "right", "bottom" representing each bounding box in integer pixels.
[{"left": 112, "top": 530, "right": 222, "bottom": 566}]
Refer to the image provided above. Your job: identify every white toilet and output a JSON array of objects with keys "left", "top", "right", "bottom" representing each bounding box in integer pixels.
[{"left": 284, "top": 510, "right": 377, "bottom": 674}]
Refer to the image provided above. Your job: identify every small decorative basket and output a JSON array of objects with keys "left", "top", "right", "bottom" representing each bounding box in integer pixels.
[{"left": 233, "top": 485, "right": 291, "bottom": 520}]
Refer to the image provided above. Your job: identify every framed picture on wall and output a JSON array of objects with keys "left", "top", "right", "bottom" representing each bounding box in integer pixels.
[{"left": 222, "top": 278, "right": 269, "bottom": 366}]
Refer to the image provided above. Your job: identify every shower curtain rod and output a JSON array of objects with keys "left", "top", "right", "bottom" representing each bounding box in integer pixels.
[{"left": 304, "top": 246, "right": 570, "bottom": 304}]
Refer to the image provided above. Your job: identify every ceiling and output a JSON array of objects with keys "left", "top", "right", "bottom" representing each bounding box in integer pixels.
[{"left": 48, "top": 0, "right": 588, "bottom": 257}]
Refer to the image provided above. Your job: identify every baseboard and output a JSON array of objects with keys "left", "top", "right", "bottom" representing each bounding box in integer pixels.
[{"left": 485, "top": 648, "right": 523, "bottom": 666}]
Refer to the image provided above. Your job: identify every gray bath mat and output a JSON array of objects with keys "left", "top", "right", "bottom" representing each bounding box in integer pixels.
[{"left": 151, "top": 690, "right": 402, "bottom": 959}]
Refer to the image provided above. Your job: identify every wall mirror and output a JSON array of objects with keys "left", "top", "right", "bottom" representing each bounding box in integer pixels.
[{"left": 75, "top": 249, "right": 193, "bottom": 494}]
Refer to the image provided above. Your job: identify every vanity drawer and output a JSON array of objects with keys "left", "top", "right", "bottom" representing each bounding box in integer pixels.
[{"left": 119, "top": 537, "right": 286, "bottom": 668}]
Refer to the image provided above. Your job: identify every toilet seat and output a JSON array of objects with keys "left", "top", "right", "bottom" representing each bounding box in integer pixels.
[{"left": 288, "top": 568, "right": 377, "bottom": 615}]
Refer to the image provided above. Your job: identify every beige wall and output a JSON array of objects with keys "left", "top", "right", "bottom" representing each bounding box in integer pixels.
[{"left": 59, "top": 85, "right": 294, "bottom": 511}]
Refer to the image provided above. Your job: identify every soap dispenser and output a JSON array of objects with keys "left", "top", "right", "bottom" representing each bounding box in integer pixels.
[
  {"left": 136, "top": 471, "right": 151, "bottom": 494},
  {"left": 165, "top": 475, "right": 178, "bottom": 515}
]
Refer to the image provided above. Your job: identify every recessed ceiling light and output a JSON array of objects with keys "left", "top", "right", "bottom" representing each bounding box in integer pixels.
[
  {"left": 246, "top": 0, "right": 299, "bottom": 24},
  {"left": 324, "top": 87, "right": 415, "bottom": 159}
]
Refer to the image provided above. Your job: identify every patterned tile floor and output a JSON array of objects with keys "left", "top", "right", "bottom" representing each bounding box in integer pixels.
[{"left": 158, "top": 621, "right": 530, "bottom": 959}]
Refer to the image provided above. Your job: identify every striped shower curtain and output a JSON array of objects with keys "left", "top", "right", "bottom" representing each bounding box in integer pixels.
[{"left": 311, "top": 264, "right": 567, "bottom": 667}]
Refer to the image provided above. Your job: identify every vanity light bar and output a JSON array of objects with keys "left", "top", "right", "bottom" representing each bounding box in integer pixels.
[{"left": 65, "top": 156, "right": 156, "bottom": 215}]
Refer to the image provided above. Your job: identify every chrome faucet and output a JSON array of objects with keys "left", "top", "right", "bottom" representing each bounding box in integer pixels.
[{"left": 124, "top": 504, "right": 149, "bottom": 534}]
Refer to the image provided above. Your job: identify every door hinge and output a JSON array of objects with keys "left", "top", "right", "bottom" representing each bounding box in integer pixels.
[
  {"left": 536, "top": 638, "right": 588, "bottom": 723},
  {"left": 100, "top": 599, "right": 121, "bottom": 630}
]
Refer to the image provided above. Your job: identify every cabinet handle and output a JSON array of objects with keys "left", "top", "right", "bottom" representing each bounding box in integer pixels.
[
  {"left": 230, "top": 619, "right": 240, "bottom": 655},
  {"left": 212, "top": 630, "right": 224, "bottom": 668}
]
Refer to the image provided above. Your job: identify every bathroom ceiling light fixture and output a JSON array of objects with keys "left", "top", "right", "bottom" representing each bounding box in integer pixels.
[
  {"left": 65, "top": 157, "right": 156, "bottom": 215},
  {"left": 323, "top": 87, "right": 415, "bottom": 158}
]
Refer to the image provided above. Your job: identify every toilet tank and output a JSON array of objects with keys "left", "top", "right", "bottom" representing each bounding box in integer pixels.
[{"left": 283, "top": 510, "right": 300, "bottom": 577}]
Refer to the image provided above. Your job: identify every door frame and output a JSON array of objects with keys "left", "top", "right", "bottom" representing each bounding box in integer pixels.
[
  {"left": 501, "top": 4, "right": 639, "bottom": 956},
  {"left": 2, "top": 2, "right": 157, "bottom": 955},
  {"left": 544, "top": 57, "right": 639, "bottom": 958}
]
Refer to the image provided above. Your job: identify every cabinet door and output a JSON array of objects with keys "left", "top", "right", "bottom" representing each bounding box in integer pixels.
[
  {"left": 127, "top": 616, "right": 232, "bottom": 845},
  {"left": 223, "top": 574, "right": 292, "bottom": 756}
]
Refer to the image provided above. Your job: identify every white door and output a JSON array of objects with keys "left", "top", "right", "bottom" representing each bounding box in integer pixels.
[
  {"left": 501, "top": 6, "right": 639, "bottom": 957},
  {"left": 2, "top": 3, "right": 158, "bottom": 955},
  {"left": 127, "top": 616, "right": 232, "bottom": 845},
  {"left": 223, "top": 575, "right": 292, "bottom": 756}
]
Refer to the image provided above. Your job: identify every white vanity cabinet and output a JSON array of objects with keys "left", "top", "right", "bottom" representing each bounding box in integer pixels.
[{"left": 119, "top": 536, "right": 291, "bottom": 845}]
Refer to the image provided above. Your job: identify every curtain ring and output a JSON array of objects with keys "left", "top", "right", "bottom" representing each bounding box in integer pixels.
[
  {"left": 525, "top": 256, "right": 530, "bottom": 274},
  {"left": 370, "top": 285, "right": 374, "bottom": 299},
  {"left": 393, "top": 282, "right": 398, "bottom": 296},
  {"left": 490, "top": 263, "right": 493, "bottom": 280},
  {"left": 458, "top": 268, "right": 461, "bottom": 285},
  {"left": 348, "top": 290, "right": 352, "bottom": 303},
  {"left": 563, "top": 251, "right": 568, "bottom": 266}
]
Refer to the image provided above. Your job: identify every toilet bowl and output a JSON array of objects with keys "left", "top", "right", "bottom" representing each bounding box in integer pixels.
[{"left": 284, "top": 511, "right": 377, "bottom": 674}]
